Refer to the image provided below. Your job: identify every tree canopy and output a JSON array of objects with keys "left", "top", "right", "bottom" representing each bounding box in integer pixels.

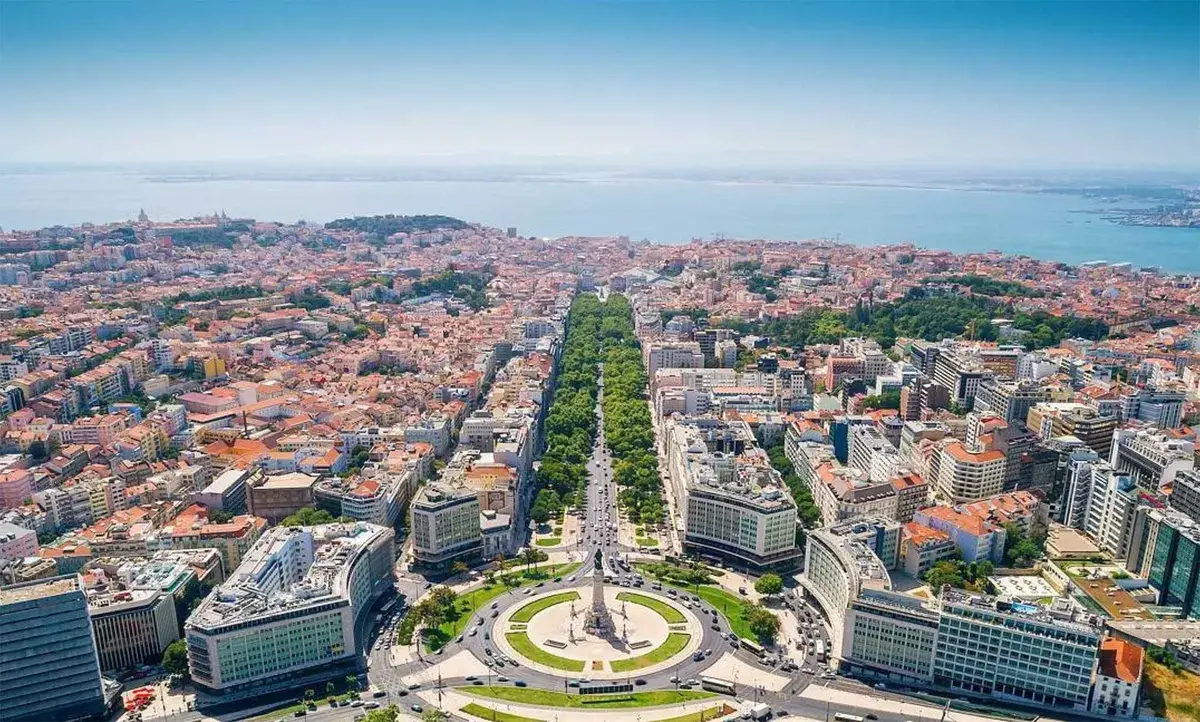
[{"left": 281, "top": 507, "right": 335, "bottom": 527}]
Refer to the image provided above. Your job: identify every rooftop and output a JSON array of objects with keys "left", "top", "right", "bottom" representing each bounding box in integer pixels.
[{"left": 0, "top": 574, "right": 80, "bottom": 605}]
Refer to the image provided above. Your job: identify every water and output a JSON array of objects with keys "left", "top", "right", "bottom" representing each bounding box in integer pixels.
[{"left": 1, "top": 169, "right": 1196, "bottom": 272}]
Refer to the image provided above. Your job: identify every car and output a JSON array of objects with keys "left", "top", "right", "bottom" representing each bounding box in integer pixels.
[
  {"left": 568, "top": 681, "right": 580, "bottom": 688},
  {"left": 738, "top": 587, "right": 748, "bottom": 595},
  {"left": 514, "top": 680, "right": 527, "bottom": 687},
  {"left": 865, "top": 715, "right": 877, "bottom": 721},
  {"left": 484, "top": 632, "right": 490, "bottom": 640},
  {"left": 523, "top": 588, "right": 533, "bottom": 595},
  {"left": 491, "top": 601, "right": 500, "bottom": 609},
  {"left": 293, "top": 712, "right": 306, "bottom": 718},
  {"left": 704, "top": 648, "right": 712, "bottom": 656},
  {"left": 411, "top": 704, "right": 424, "bottom": 713},
  {"left": 775, "top": 711, "right": 788, "bottom": 717},
  {"left": 693, "top": 652, "right": 705, "bottom": 662},
  {"left": 669, "top": 676, "right": 679, "bottom": 683},
  {"left": 554, "top": 576, "right": 562, "bottom": 582},
  {"left": 365, "top": 703, "right": 380, "bottom": 710},
  {"left": 635, "top": 678, "right": 647, "bottom": 686},
  {"left": 494, "top": 659, "right": 505, "bottom": 668},
  {"left": 567, "top": 576, "right": 576, "bottom": 582},
  {"left": 472, "top": 680, "right": 484, "bottom": 685},
  {"left": 456, "top": 635, "right": 464, "bottom": 643},
  {"left": 469, "top": 628, "right": 478, "bottom": 637},
  {"left": 465, "top": 675, "right": 478, "bottom": 681},
  {"left": 397, "top": 690, "right": 409, "bottom": 697},
  {"left": 408, "top": 683, "right": 422, "bottom": 690},
  {"left": 498, "top": 676, "right": 509, "bottom": 682},
  {"left": 484, "top": 648, "right": 493, "bottom": 655},
  {"left": 711, "top": 623, "right": 720, "bottom": 631},
  {"left": 424, "top": 582, "right": 432, "bottom": 589},
  {"left": 536, "top": 581, "right": 545, "bottom": 587}
]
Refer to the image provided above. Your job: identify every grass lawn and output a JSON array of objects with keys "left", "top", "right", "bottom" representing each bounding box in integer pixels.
[
  {"left": 616, "top": 592, "right": 686, "bottom": 623},
  {"left": 425, "top": 562, "right": 582, "bottom": 650},
  {"left": 505, "top": 632, "right": 585, "bottom": 672},
  {"left": 535, "top": 538, "right": 562, "bottom": 547},
  {"left": 635, "top": 537, "right": 659, "bottom": 547},
  {"left": 610, "top": 632, "right": 690, "bottom": 672},
  {"left": 461, "top": 703, "right": 545, "bottom": 722},
  {"left": 511, "top": 592, "right": 580, "bottom": 623},
  {"left": 458, "top": 687, "right": 715, "bottom": 709},
  {"left": 1145, "top": 658, "right": 1200, "bottom": 722},
  {"left": 654, "top": 705, "right": 736, "bottom": 722},
  {"left": 647, "top": 578, "right": 760, "bottom": 644}
]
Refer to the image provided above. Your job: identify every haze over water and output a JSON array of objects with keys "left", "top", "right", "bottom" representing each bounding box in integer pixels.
[{"left": 1, "top": 168, "right": 1196, "bottom": 273}]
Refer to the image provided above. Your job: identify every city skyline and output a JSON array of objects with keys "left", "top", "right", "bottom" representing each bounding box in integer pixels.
[{"left": 1, "top": 1, "right": 1196, "bottom": 169}]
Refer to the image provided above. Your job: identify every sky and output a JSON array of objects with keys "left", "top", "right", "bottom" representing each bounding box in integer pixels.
[{"left": 0, "top": 0, "right": 1196, "bottom": 169}]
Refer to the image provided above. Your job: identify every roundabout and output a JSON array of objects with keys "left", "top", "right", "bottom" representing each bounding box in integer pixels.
[{"left": 495, "top": 571, "right": 703, "bottom": 678}]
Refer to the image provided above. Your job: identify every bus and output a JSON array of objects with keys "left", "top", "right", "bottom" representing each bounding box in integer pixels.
[
  {"left": 380, "top": 598, "right": 398, "bottom": 616},
  {"left": 742, "top": 639, "right": 765, "bottom": 657},
  {"left": 700, "top": 677, "right": 736, "bottom": 695},
  {"left": 833, "top": 715, "right": 864, "bottom": 722},
  {"left": 814, "top": 640, "right": 826, "bottom": 662}
]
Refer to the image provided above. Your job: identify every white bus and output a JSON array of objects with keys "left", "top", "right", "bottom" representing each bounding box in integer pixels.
[
  {"left": 814, "top": 639, "right": 826, "bottom": 662},
  {"left": 742, "top": 639, "right": 765, "bottom": 657},
  {"left": 700, "top": 677, "right": 736, "bottom": 695}
]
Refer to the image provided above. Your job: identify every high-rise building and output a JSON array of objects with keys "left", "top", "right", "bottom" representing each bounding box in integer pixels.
[
  {"left": 1119, "top": 386, "right": 1185, "bottom": 429},
  {"left": 1169, "top": 469, "right": 1200, "bottom": 525},
  {"left": 0, "top": 576, "right": 107, "bottom": 722},
  {"left": 89, "top": 587, "right": 179, "bottom": 672},
  {"left": 1026, "top": 403, "right": 1118, "bottom": 457},
  {"left": 1063, "top": 457, "right": 1150, "bottom": 559},
  {"left": 1126, "top": 508, "right": 1200, "bottom": 618}
]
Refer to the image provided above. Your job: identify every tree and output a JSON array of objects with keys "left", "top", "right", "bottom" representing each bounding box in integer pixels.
[
  {"left": 923, "top": 560, "right": 966, "bottom": 590},
  {"left": 521, "top": 547, "right": 541, "bottom": 572},
  {"left": 450, "top": 561, "right": 469, "bottom": 576},
  {"left": 530, "top": 505, "right": 551, "bottom": 525},
  {"left": 326, "top": 681, "right": 337, "bottom": 699},
  {"left": 28, "top": 440, "right": 47, "bottom": 461},
  {"left": 209, "top": 510, "right": 234, "bottom": 524},
  {"left": 345, "top": 675, "right": 359, "bottom": 693},
  {"left": 281, "top": 507, "right": 335, "bottom": 527},
  {"left": 162, "top": 639, "right": 189, "bottom": 675},
  {"left": 421, "top": 709, "right": 449, "bottom": 722},
  {"left": 754, "top": 573, "right": 784, "bottom": 598},
  {"left": 363, "top": 706, "right": 399, "bottom": 722},
  {"left": 743, "top": 604, "right": 780, "bottom": 642},
  {"left": 304, "top": 689, "right": 315, "bottom": 701}
]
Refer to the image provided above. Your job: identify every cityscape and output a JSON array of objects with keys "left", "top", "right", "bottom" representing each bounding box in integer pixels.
[{"left": 2, "top": 2, "right": 1198, "bottom": 722}]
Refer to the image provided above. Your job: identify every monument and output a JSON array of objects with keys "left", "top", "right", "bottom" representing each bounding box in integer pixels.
[{"left": 584, "top": 548, "right": 614, "bottom": 634}]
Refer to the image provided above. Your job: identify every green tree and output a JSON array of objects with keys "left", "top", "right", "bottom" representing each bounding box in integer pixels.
[
  {"left": 364, "top": 706, "right": 400, "bottom": 722},
  {"left": 345, "top": 675, "right": 359, "bottom": 692},
  {"left": 281, "top": 507, "right": 336, "bottom": 527},
  {"left": 28, "top": 440, "right": 47, "bottom": 461},
  {"left": 421, "top": 709, "right": 449, "bottom": 722},
  {"left": 530, "top": 505, "right": 551, "bottom": 525},
  {"left": 162, "top": 639, "right": 189, "bottom": 675},
  {"left": 326, "top": 681, "right": 337, "bottom": 699},
  {"left": 208, "top": 510, "right": 235, "bottom": 524},
  {"left": 743, "top": 604, "right": 780, "bottom": 642},
  {"left": 450, "top": 560, "right": 469, "bottom": 576},
  {"left": 754, "top": 573, "right": 784, "bottom": 598}
]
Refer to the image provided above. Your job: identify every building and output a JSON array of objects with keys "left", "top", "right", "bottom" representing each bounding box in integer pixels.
[
  {"left": 185, "top": 523, "right": 394, "bottom": 695},
  {"left": 246, "top": 472, "right": 319, "bottom": 524},
  {"left": 847, "top": 424, "right": 899, "bottom": 483},
  {"left": 933, "top": 588, "right": 1103, "bottom": 711},
  {"left": 0, "top": 521, "right": 37, "bottom": 562},
  {"left": 934, "top": 441, "right": 1005, "bottom": 503},
  {"left": 1126, "top": 508, "right": 1200, "bottom": 618},
  {"left": 88, "top": 587, "right": 179, "bottom": 672},
  {"left": 1026, "top": 403, "right": 1118, "bottom": 457},
  {"left": 912, "top": 505, "right": 1006, "bottom": 565},
  {"left": 664, "top": 419, "right": 800, "bottom": 570},
  {"left": 644, "top": 341, "right": 704, "bottom": 376},
  {"left": 800, "top": 518, "right": 899, "bottom": 654},
  {"left": 0, "top": 575, "right": 107, "bottom": 722},
  {"left": 900, "top": 522, "right": 957, "bottom": 577},
  {"left": 973, "top": 379, "right": 1048, "bottom": 425},
  {"left": 840, "top": 588, "right": 940, "bottom": 684},
  {"left": 410, "top": 483, "right": 482, "bottom": 570},
  {"left": 890, "top": 472, "right": 929, "bottom": 523},
  {"left": 1120, "top": 385, "right": 1185, "bottom": 429},
  {"left": 1062, "top": 457, "right": 1151, "bottom": 559},
  {"left": 1170, "top": 469, "right": 1200, "bottom": 525},
  {"left": 193, "top": 467, "right": 258, "bottom": 514},
  {"left": 1089, "top": 637, "right": 1143, "bottom": 718},
  {"left": 1110, "top": 426, "right": 1194, "bottom": 491}
]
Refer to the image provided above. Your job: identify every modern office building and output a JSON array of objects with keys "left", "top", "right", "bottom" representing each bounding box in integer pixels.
[
  {"left": 934, "top": 589, "right": 1103, "bottom": 711},
  {"left": 0, "top": 575, "right": 107, "bottom": 722},
  {"left": 193, "top": 467, "right": 257, "bottom": 514},
  {"left": 88, "top": 587, "right": 180, "bottom": 672},
  {"left": 246, "top": 471, "right": 319, "bottom": 524},
  {"left": 643, "top": 341, "right": 704, "bottom": 376},
  {"left": 1119, "top": 385, "right": 1185, "bottom": 429},
  {"left": 1170, "top": 469, "right": 1200, "bottom": 525},
  {"left": 1062, "top": 457, "right": 1151, "bottom": 560},
  {"left": 848, "top": 424, "right": 900, "bottom": 483},
  {"left": 410, "top": 483, "right": 483, "bottom": 570},
  {"left": 1126, "top": 508, "right": 1200, "bottom": 618},
  {"left": 184, "top": 523, "right": 394, "bottom": 695}
]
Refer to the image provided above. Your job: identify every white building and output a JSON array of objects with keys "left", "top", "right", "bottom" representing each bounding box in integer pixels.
[
  {"left": 410, "top": 483, "right": 482, "bottom": 570},
  {"left": 934, "top": 441, "right": 1006, "bottom": 503},
  {"left": 1109, "top": 426, "right": 1194, "bottom": 491},
  {"left": 184, "top": 523, "right": 394, "bottom": 695}
]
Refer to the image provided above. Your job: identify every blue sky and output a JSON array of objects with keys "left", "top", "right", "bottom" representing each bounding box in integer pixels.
[{"left": 0, "top": 1, "right": 1196, "bottom": 168}]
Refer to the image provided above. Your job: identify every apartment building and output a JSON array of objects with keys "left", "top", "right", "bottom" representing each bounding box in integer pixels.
[
  {"left": 88, "top": 587, "right": 179, "bottom": 672},
  {"left": 1169, "top": 469, "right": 1200, "bottom": 525},
  {"left": 246, "top": 471, "right": 319, "bottom": 524},
  {"left": 934, "top": 441, "right": 1005, "bottom": 503},
  {"left": 890, "top": 472, "right": 929, "bottom": 523},
  {"left": 848, "top": 424, "right": 900, "bottom": 483},
  {"left": 1119, "top": 385, "right": 1185, "bottom": 429},
  {"left": 912, "top": 505, "right": 1006, "bottom": 564},
  {"left": 644, "top": 341, "right": 704, "bottom": 376},
  {"left": 1063, "top": 457, "right": 1150, "bottom": 559},
  {"left": 973, "top": 378, "right": 1049, "bottom": 425}
]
